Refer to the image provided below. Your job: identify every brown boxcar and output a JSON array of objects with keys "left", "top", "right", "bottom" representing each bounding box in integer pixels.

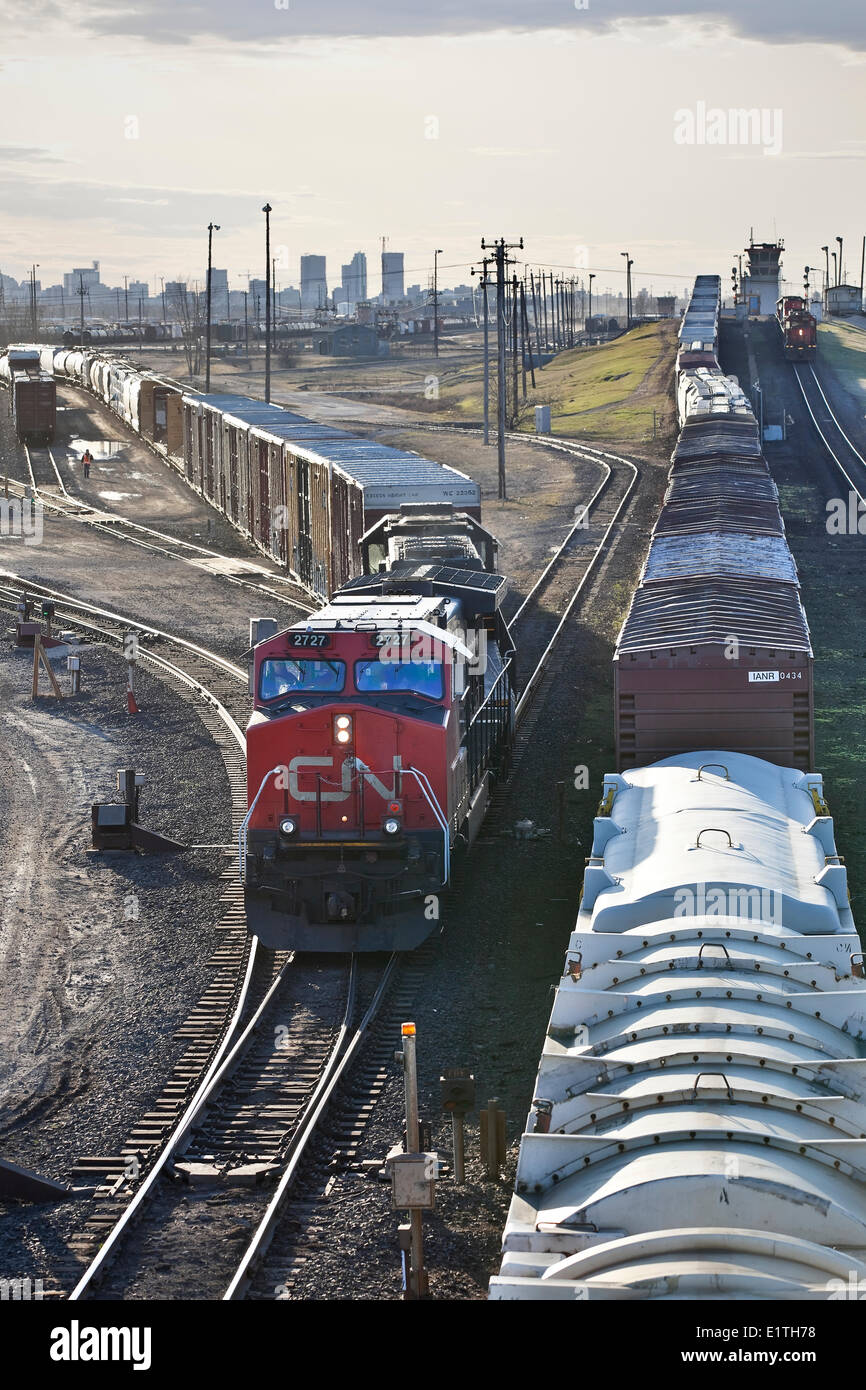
[
  {"left": 181, "top": 393, "right": 480, "bottom": 599},
  {"left": 11, "top": 369, "right": 56, "bottom": 443}
]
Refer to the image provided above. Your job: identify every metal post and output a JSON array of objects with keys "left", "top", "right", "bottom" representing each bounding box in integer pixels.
[
  {"left": 451, "top": 1114, "right": 465, "bottom": 1184},
  {"left": 401, "top": 1022, "right": 426, "bottom": 1299},
  {"left": 205, "top": 220, "right": 220, "bottom": 393},
  {"left": 263, "top": 203, "right": 272, "bottom": 403},
  {"left": 433, "top": 248, "right": 443, "bottom": 359},
  {"left": 482, "top": 262, "right": 490, "bottom": 445},
  {"left": 495, "top": 243, "right": 507, "bottom": 498}
]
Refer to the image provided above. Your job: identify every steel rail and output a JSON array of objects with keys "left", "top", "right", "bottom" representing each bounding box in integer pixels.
[
  {"left": 515, "top": 445, "right": 638, "bottom": 722},
  {"left": 792, "top": 364, "right": 866, "bottom": 509},
  {"left": 223, "top": 953, "right": 397, "bottom": 1300},
  {"left": 0, "top": 572, "right": 246, "bottom": 682}
]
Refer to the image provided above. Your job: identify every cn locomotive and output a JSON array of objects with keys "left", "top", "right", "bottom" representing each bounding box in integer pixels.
[
  {"left": 777, "top": 294, "right": 817, "bottom": 361},
  {"left": 242, "top": 505, "right": 516, "bottom": 952}
]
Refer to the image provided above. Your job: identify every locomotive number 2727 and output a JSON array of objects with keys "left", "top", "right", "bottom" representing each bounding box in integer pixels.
[{"left": 290, "top": 633, "right": 331, "bottom": 648}]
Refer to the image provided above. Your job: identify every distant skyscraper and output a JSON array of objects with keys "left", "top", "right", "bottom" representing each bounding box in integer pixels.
[
  {"left": 207, "top": 269, "right": 229, "bottom": 320},
  {"left": 341, "top": 251, "right": 367, "bottom": 309},
  {"left": 63, "top": 261, "right": 101, "bottom": 295},
  {"left": 381, "top": 251, "right": 404, "bottom": 302},
  {"left": 300, "top": 254, "right": 327, "bottom": 310}
]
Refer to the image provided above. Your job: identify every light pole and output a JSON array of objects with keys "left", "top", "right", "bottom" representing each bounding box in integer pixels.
[
  {"left": 263, "top": 203, "right": 272, "bottom": 403},
  {"left": 832, "top": 252, "right": 838, "bottom": 289},
  {"left": 621, "top": 251, "right": 633, "bottom": 327},
  {"left": 205, "top": 220, "right": 220, "bottom": 392},
  {"left": 433, "top": 248, "right": 443, "bottom": 358},
  {"left": 587, "top": 272, "right": 595, "bottom": 338},
  {"left": 836, "top": 235, "right": 843, "bottom": 285},
  {"left": 821, "top": 246, "right": 829, "bottom": 294}
]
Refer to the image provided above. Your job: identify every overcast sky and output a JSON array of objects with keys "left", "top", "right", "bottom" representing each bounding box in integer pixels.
[{"left": 0, "top": 0, "right": 863, "bottom": 297}]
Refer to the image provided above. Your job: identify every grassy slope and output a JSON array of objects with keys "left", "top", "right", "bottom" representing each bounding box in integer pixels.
[
  {"left": 381, "top": 321, "right": 678, "bottom": 444},
  {"left": 817, "top": 320, "right": 866, "bottom": 406}
]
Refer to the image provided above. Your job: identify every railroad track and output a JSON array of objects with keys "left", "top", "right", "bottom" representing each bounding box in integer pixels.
[
  {"left": 1, "top": 426, "right": 642, "bottom": 1300},
  {"left": 5, "top": 463, "right": 314, "bottom": 614},
  {"left": 793, "top": 361, "right": 866, "bottom": 504}
]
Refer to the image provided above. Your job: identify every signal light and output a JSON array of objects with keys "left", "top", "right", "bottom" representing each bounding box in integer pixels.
[
  {"left": 388, "top": 801, "right": 402, "bottom": 816},
  {"left": 279, "top": 817, "right": 298, "bottom": 836},
  {"left": 383, "top": 818, "right": 401, "bottom": 836},
  {"left": 333, "top": 713, "right": 353, "bottom": 744}
]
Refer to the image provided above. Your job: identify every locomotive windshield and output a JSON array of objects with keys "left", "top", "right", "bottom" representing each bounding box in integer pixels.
[
  {"left": 354, "top": 658, "right": 444, "bottom": 700},
  {"left": 259, "top": 658, "right": 345, "bottom": 699}
]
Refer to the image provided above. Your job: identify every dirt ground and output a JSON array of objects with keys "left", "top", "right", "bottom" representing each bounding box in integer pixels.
[{"left": 0, "top": 638, "right": 230, "bottom": 1286}]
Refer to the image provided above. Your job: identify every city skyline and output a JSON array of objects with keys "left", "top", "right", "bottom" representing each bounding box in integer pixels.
[{"left": 0, "top": 8, "right": 863, "bottom": 302}]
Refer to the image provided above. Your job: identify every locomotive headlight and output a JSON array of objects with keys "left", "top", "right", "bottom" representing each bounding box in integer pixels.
[
  {"left": 279, "top": 817, "right": 298, "bottom": 837},
  {"left": 333, "top": 714, "right": 353, "bottom": 744},
  {"left": 383, "top": 818, "right": 401, "bottom": 836}
]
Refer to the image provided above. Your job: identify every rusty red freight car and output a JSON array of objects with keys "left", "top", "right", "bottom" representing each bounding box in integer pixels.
[{"left": 613, "top": 576, "right": 814, "bottom": 771}]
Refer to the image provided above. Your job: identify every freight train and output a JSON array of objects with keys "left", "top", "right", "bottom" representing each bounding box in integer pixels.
[
  {"left": 37, "top": 348, "right": 478, "bottom": 600},
  {"left": 776, "top": 294, "right": 818, "bottom": 361},
  {"left": 490, "top": 275, "right": 854, "bottom": 1302},
  {"left": 0, "top": 340, "right": 515, "bottom": 952},
  {"left": 0, "top": 346, "right": 56, "bottom": 443}
]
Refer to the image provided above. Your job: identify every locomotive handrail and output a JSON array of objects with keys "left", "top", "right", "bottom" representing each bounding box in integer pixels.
[
  {"left": 697, "top": 763, "right": 729, "bottom": 782},
  {"left": 406, "top": 766, "right": 450, "bottom": 887},
  {"left": 238, "top": 766, "right": 284, "bottom": 882}
]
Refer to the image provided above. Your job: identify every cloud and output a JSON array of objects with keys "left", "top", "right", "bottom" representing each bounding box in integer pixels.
[
  {"left": 27, "top": 0, "right": 866, "bottom": 51},
  {"left": 0, "top": 146, "right": 64, "bottom": 164}
]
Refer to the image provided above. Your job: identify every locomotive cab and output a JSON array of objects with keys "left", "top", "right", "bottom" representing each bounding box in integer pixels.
[{"left": 243, "top": 563, "right": 514, "bottom": 952}]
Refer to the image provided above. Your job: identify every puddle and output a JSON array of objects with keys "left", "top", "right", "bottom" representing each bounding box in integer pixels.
[
  {"left": 68, "top": 439, "right": 125, "bottom": 460},
  {"left": 98, "top": 491, "right": 138, "bottom": 501}
]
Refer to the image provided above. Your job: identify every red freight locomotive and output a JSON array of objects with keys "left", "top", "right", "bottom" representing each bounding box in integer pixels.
[
  {"left": 242, "top": 543, "right": 515, "bottom": 952},
  {"left": 776, "top": 295, "right": 817, "bottom": 361}
]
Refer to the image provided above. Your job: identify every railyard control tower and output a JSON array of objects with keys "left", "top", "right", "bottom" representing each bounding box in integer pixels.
[{"left": 742, "top": 236, "right": 783, "bottom": 314}]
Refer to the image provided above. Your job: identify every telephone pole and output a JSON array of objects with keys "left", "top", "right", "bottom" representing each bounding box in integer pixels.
[
  {"left": 481, "top": 236, "right": 523, "bottom": 500},
  {"left": 433, "top": 248, "right": 443, "bottom": 358},
  {"left": 77, "top": 274, "right": 86, "bottom": 343},
  {"left": 472, "top": 256, "right": 492, "bottom": 445},
  {"left": 263, "top": 203, "right": 272, "bottom": 403},
  {"left": 205, "top": 220, "right": 220, "bottom": 392}
]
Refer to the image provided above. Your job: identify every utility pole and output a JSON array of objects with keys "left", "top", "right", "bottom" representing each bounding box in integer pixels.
[
  {"left": 860, "top": 235, "right": 865, "bottom": 304},
  {"left": 243, "top": 290, "right": 249, "bottom": 356},
  {"left": 263, "top": 203, "right": 272, "bottom": 404},
  {"left": 205, "top": 220, "right": 220, "bottom": 393},
  {"left": 621, "top": 251, "right": 633, "bottom": 327},
  {"left": 541, "top": 271, "right": 549, "bottom": 351},
  {"left": 124, "top": 274, "right": 129, "bottom": 323},
  {"left": 30, "top": 265, "right": 39, "bottom": 340},
  {"left": 510, "top": 274, "right": 519, "bottom": 424},
  {"left": 521, "top": 280, "right": 535, "bottom": 390},
  {"left": 530, "top": 270, "right": 542, "bottom": 361},
  {"left": 472, "top": 256, "right": 492, "bottom": 445},
  {"left": 481, "top": 235, "right": 523, "bottom": 501},
  {"left": 836, "top": 235, "right": 843, "bottom": 286},
  {"left": 588, "top": 272, "right": 595, "bottom": 339},
  {"left": 433, "top": 248, "right": 443, "bottom": 358},
  {"left": 160, "top": 277, "right": 166, "bottom": 323},
  {"left": 77, "top": 274, "right": 86, "bottom": 343}
]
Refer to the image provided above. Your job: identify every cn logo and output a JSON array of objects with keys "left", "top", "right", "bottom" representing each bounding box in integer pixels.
[{"left": 287, "top": 755, "right": 396, "bottom": 802}]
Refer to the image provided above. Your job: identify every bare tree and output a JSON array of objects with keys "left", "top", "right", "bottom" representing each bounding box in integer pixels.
[{"left": 166, "top": 280, "right": 204, "bottom": 378}]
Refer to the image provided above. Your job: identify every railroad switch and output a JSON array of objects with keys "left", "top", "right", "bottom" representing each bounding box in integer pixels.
[{"left": 91, "top": 766, "right": 188, "bottom": 854}]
